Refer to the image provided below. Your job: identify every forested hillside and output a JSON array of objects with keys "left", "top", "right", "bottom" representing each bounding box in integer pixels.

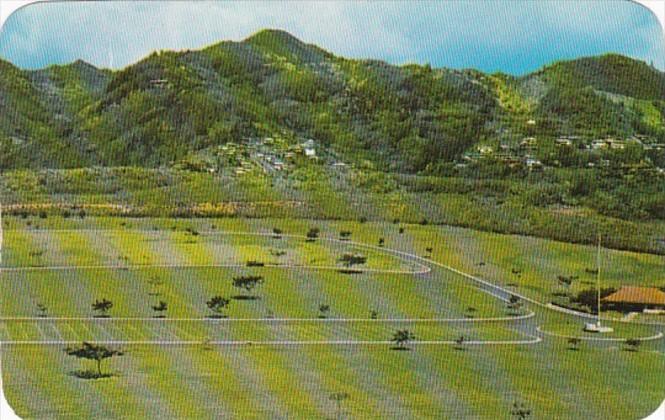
[{"left": 1, "top": 29, "right": 663, "bottom": 171}]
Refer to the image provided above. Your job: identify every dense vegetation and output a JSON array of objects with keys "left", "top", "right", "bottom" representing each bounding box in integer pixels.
[
  {"left": 1, "top": 29, "right": 665, "bottom": 254},
  {"left": 1, "top": 29, "right": 663, "bottom": 171}
]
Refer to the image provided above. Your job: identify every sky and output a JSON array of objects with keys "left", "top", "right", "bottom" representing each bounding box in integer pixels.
[{"left": 0, "top": 1, "right": 663, "bottom": 75}]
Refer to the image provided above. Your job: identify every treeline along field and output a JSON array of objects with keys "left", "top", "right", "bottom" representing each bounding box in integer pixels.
[{"left": 2, "top": 165, "right": 665, "bottom": 255}]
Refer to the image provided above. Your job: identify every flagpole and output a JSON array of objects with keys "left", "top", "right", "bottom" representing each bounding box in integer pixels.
[{"left": 597, "top": 233, "right": 601, "bottom": 326}]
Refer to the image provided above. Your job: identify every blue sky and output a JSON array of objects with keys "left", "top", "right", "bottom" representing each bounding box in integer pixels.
[{"left": 0, "top": 1, "right": 663, "bottom": 74}]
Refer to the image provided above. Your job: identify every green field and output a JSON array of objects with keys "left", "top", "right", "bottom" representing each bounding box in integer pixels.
[
  {"left": 2, "top": 12, "right": 665, "bottom": 420},
  {"left": 1, "top": 217, "right": 663, "bottom": 419}
]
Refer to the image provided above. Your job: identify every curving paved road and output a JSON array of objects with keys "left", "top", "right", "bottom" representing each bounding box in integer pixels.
[{"left": 0, "top": 229, "right": 662, "bottom": 347}]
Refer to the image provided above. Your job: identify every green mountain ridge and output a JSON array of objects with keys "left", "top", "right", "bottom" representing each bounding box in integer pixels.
[{"left": 1, "top": 29, "right": 664, "bottom": 170}]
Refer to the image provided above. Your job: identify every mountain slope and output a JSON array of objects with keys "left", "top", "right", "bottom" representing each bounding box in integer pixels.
[
  {"left": 533, "top": 54, "right": 665, "bottom": 100},
  {"left": 0, "top": 60, "right": 97, "bottom": 168},
  {"left": 0, "top": 31, "right": 663, "bottom": 170},
  {"left": 518, "top": 54, "right": 665, "bottom": 137}
]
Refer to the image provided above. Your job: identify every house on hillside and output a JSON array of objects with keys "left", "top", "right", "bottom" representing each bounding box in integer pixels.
[
  {"left": 524, "top": 157, "right": 542, "bottom": 170},
  {"left": 520, "top": 137, "right": 537, "bottom": 149},
  {"left": 591, "top": 139, "right": 609, "bottom": 150},
  {"left": 150, "top": 79, "right": 168, "bottom": 88},
  {"left": 592, "top": 138, "right": 629, "bottom": 150},
  {"left": 606, "top": 138, "right": 627, "bottom": 150},
  {"left": 302, "top": 139, "right": 317, "bottom": 158},
  {"left": 602, "top": 286, "right": 665, "bottom": 313},
  {"left": 477, "top": 145, "right": 494, "bottom": 155},
  {"left": 643, "top": 143, "right": 665, "bottom": 151},
  {"left": 305, "top": 148, "right": 316, "bottom": 158},
  {"left": 555, "top": 138, "right": 573, "bottom": 147}
]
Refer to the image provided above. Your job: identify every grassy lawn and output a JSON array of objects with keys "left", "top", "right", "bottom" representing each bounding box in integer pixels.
[
  {"left": 3, "top": 340, "right": 663, "bottom": 419},
  {"left": 1, "top": 216, "right": 663, "bottom": 419}
]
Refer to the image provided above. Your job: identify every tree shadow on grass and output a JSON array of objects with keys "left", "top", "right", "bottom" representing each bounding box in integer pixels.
[
  {"left": 389, "top": 346, "right": 412, "bottom": 351},
  {"left": 337, "top": 269, "right": 362, "bottom": 275},
  {"left": 69, "top": 370, "right": 115, "bottom": 380},
  {"left": 232, "top": 295, "right": 260, "bottom": 301}
]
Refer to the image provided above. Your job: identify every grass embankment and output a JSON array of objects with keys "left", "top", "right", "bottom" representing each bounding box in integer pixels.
[{"left": 3, "top": 166, "right": 665, "bottom": 255}]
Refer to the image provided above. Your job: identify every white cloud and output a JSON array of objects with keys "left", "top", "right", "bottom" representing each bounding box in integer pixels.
[{"left": 0, "top": 1, "right": 662, "bottom": 73}]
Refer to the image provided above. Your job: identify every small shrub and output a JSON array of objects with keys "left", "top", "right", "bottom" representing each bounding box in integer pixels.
[{"left": 624, "top": 338, "right": 641, "bottom": 352}]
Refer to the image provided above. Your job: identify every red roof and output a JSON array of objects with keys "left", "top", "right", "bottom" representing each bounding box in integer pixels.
[{"left": 602, "top": 286, "right": 665, "bottom": 306}]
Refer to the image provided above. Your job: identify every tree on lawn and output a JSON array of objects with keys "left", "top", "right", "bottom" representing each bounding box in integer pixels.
[
  {"left": 391, "top": 329, "right": 416, "bottom": 350},
  {"left": 36, "top": 303, "right": 48, "bottom": 318},
  {"left": 306, "top": 227, "right": 320, "bottom": 242},
  {"left": 319, "top": 304, "right": 330, "bottom": 319},
  {"left": 232, "top": 275, "right": 264, "bottom": 298},
  {"left": 338, "top": 253, "right": 367, "bottom": 268},
  {"left": 507, "top": 295, "right": 522, "bottom": 313},
  {"left": 270, "top": 249, "right": 286, "bottom": 257},
  {"left": 207, "top": 296, "right": 231, "bottom": 318},
  {"left": 574, "top": 288, "right": 616, "bottom": 312},
  {"left": 147, "top": 276, "right": 164, "bottom": 297},
  {"left": 624, "top": 338, "right": 642, "bottom": 352},
  {"left": 567, "top": 337, "right": 581, "bottom": 351},
  {"left": 378, "top": 237, "right": 385, "bottom": 247},
  {"left": 92, "top": 299, "right": 113, "bottom": 318},
  {"left": 511, "top": 402, "right": 532, "bottom": 419},
  {"left": 557, "top": 275, "right": 577, "bottom": 289},
  {"left": 455, "top": 335, "right": 466, "bottom": 350},
  {"left": 151, "top": 301, "right": 168, "bottom": 318},
  {"left": 185, "top": 226, "right": 200, "bottom": 237},
  {"left": 272, "top": 227, "right": 283, "bottom": 238},
  {"left": 339, "top": 230, "right": 352, "bottom": 241},
  {"left": 65, "top": 342, "right": 123, "bottom": 379},
  {"left": 329, "top": 392, "right": 350, "bottom": 420}
]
